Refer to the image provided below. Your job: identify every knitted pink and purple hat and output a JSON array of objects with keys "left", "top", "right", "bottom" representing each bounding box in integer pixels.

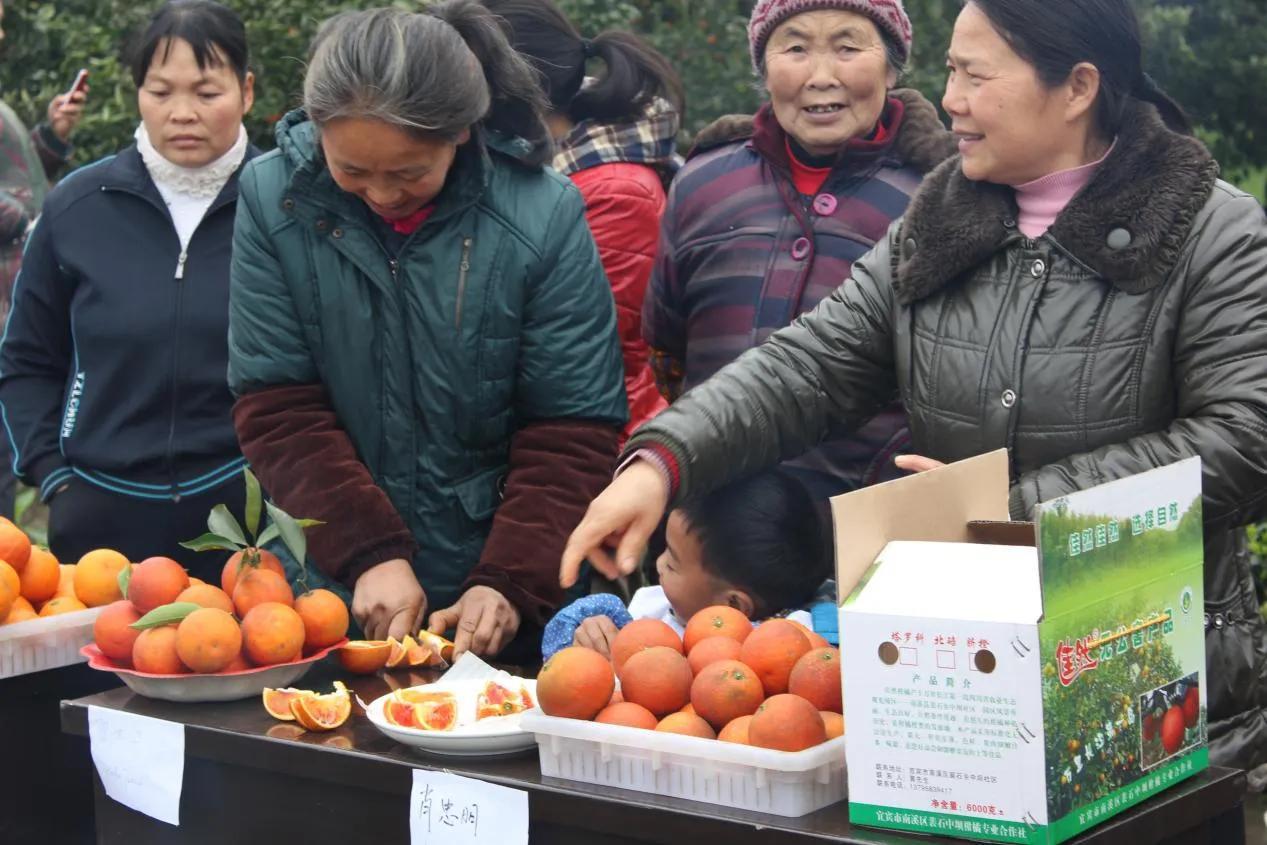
[{"left": 748, "top": 0, "right": 913, "bottom": 71}]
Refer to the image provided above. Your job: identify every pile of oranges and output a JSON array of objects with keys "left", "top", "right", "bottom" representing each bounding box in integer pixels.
[
  {"left": 537, "top": 607, "right": 843, "bottom": 750},
  {"left": 91, "top": 549, "right": 349, "bottom": 675},
  {"left": 0, "top": 518, "right": 128, "bottom": 623}
]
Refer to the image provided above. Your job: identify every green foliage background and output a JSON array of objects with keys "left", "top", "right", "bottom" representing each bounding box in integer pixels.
[{"left": 0, "top": 0, "right": 1263, "bottom": 195}]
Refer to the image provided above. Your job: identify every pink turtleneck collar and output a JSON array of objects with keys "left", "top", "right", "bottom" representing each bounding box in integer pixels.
[{"left": 1012, "top": 140, "right": 1116, "bottom": 238}]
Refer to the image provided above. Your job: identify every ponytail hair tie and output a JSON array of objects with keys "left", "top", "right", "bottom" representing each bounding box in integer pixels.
[{"left": 581, "top": 37, "right": 596, "bottom": 58}]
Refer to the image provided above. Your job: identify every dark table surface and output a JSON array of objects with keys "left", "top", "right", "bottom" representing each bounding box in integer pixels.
[{"left": 60, "top": 657, "right": 1247, "bottom": 845}]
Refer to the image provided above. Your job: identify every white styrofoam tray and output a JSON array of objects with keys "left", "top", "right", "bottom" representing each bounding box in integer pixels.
[
  {"left": 0, "top": 606, "right": 103, "bottom": 678},
  {"left": 522, "top": 709, "right": 846, "bottom": 817}
]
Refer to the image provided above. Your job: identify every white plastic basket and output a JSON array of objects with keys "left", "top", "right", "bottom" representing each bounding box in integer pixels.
[
  {"left": 0, "top": 607, "right": 103, "bottom": 679},
  {"left": 522, "top": 709, "right": 847, "bottom": 817}
]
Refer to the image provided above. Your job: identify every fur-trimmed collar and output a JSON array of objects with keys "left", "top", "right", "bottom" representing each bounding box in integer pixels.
[
  {"left": 894, "top": 100, "right": 1220, "bottom": 304},
  {"left": 689, "top": 88, "right": 956, "bottom": 175}
]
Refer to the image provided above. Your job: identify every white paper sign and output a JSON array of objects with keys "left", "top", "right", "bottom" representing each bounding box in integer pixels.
[
  {"left": 410, "top": 769, "right": 527, "bottom": 845},
  {"left": 88, "top": 705, "right": 184, "bottom": 825}
]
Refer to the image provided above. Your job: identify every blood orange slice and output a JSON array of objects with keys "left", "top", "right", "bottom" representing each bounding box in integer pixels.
[
  {"left": 263, "top": 687, "right": 315, "bottom": 721},
  {"left": 290, "top": 681, "right": 351, "bottom": 731},
  {"left": 385, "top": 635, "right": 418, "bottom": 670}
]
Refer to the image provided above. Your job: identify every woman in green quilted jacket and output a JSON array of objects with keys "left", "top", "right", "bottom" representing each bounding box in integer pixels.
[{"left": 228, "top": 2, "right": 626, "bottom": 660}]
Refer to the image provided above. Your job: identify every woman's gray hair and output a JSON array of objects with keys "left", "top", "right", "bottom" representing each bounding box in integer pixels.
[
  {"left": 304, "top": 8, "right": 487, "bottom": 142},
  {"left": 303, "top": 2, "right": 552, "bottom": 162}
]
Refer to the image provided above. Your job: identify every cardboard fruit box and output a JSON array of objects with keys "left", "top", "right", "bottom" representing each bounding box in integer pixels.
[{"left": 833, "top": 450, "right": 1207, "bottom": 844}]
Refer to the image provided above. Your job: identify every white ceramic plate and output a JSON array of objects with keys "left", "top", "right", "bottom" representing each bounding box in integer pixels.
[{"left": 364, "top": 678, "right": 539, "bottom": 757}]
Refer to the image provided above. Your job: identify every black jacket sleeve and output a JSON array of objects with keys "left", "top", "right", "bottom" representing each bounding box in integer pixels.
[{"left": 0, "top": 212, "right": 75, "bottom": 499}]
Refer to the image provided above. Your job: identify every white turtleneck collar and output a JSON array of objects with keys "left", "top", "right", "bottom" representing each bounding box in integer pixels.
[{"left": 135, "top": 123, "right": 248, "bottom": 257}]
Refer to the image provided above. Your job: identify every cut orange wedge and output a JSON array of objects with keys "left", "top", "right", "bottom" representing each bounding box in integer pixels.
[
  {"left": 337, "top": 640, "right": 392, "bottom": 674},
  {"left": 384, "top": 688, "right": 458, "bottom": 731},
  {"left": 263, "top": 687, "right": 316, "bottom": 721},
  {"left": 414, "top": 630, "right": 456, "bottom": 666},
  {"left": 289, "top": 681, "right": 351, "bottom": 731},
  {"left": 385, "top": 635, "right": 418, "bottom": 670}
]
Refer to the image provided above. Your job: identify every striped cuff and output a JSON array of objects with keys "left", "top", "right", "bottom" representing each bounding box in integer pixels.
[{"left": 39, "top": 467, "right": 75, "bottom": 502}]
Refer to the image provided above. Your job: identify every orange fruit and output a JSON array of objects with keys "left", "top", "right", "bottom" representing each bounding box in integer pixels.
[
  {"left": 39, "top": 595, "right": 87, "bottom": 616},
  {"left": 748, "top": 694, "right": 827, "bottom": 751},
  {"left": 263, "top": 687, "right": 314, "bottom": 720},
  {"left": 739, "top": 619, "right": 812, "bottom": 696},
  {"left": 176, "top": 607, "right": 242, "bottom": 673},
  {"left": 690, "top": 659, "right": 765, "bottom": 730},
  {"left": 128, "top": 557, "right": 190, "bottom": 614},
  {"left": 176, "top": 583, "right": 235, "bottom": 614},
  {"left": 74, "top": 549, "right": 130, "bottom": 607},
  {"left": 821, "top": 711, "right": 844, "bottom": 740},
  {"left": 0, "top": 517, "right": 31, "bottom": 573},
  {"left": 0, "top": 579, "right": 12, "bottom": 621},
  {"left": 687, "top": 635, "right": 744, "bottom": 675},
  {"left": 679, "top": 701, "right": 697, "bottom": 715},
  {"left": 188, "top": 577, "right": 207, "bottom": 588},
  {"left": 384, "top": 635, "right": 417, "bottom": 670},
  {"left": 619, "top": 646, "right": 693, "bottom": 717},
  {"left": 293, "top": 589, "right": 349, "bottom": 650},
  {"left": 240, "top": 602, "right": 305, "bottom": 666},
  {"left": 93, "top": 600, "right": 143, "bottom": 662},
  {"left": 595, "top": 701, "right": 659, "bottom": 729},
  {"left": 221, "top": 548, "right": 285, "bottom": 597},
  {"left": 222, "top": 653, "right": 253, "bottom": 672},
  {"left": 54, "top": 564, "right": 76, "bottom": 598},
  {"left": 788, "top": 647, "right": 842, "bottom": 713},
  {"left": 337, "top": 640, "right": 392, "bottom": 674},
  {"left": 132, "top": 625, "right": 188, "bottom": 674},
  {"left": 610, "top": 618, "right": 683, "bottom": 672},
  {"left": 655, "top": 712, "right": 715, "bottom": 739},
  {"left": 537, "top": 646, "right": 615, "bottom": 720},
  {"left": 290, "top": 682, "right": 351, "bottom": 731},
  {"left": 719, "top": 714, "right": 753, "bottom": 744},
  {"left": 0, "top": 560, "right": 19, "bottom": 598},
  {"left": 232, "top": 568, "right": 294, "bottom": 617},
  {"left": 683, "top": 605, "right": 753, "bottom": 652},
  {"left": 3, "top": 595, "right": 37, "bottom": 624},
  {"left": 19, "top": 549, "right": 59, "bottom": 604},
  {"left": 791, "top": 620, "right": 830, "bottom": 650}
]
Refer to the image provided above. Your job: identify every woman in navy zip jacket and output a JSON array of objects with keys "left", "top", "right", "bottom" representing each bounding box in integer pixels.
[{"left": 0, "top": 1, "right": 255, "bottom": 577}]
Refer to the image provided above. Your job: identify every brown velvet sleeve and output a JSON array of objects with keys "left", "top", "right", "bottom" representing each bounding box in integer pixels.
[
  {"left": 464, "top": 419, "right": 621, "bottom": 626},
  {"left": 233, "top": 384, "right": 419, "bottom": 587}
]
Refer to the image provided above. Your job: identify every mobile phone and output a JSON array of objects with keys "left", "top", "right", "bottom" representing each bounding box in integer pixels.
[{"left": 64, "top": 69, "right": 89, "bottom": 99}]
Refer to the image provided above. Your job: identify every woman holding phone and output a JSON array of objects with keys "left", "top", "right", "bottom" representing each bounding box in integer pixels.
[{"left": 0, "top": 0, "right": 256, "bottom": 578}]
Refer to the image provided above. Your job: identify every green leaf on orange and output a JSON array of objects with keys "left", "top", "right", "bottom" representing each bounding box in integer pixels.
[{"left": 130, "top": 602, "right": 201, "bottom": 630}]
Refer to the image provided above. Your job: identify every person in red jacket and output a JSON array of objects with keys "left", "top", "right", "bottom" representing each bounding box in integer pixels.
[{"left": 485, "top": 0, "right": 681, "bottom": 441}]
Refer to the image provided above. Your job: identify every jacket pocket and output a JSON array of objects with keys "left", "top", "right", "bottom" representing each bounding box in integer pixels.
[{"left": 452, "top": 464, "right": 508, "bottom": 523}]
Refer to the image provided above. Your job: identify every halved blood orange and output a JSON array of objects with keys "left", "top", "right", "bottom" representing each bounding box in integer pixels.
[
  {"left": 384, "top": 697, "right": 421, "bottom": 728},
  {"left": 290, "top": 681, "right": 351, "bottom": 731},
  {"left": 385, "top": 635, "right": 418, "bottom": 670},
  {"left": 263, "top": 687, "right": 315, "bottom": 721},
  {"left": 337, "top": 640, "right": 392, "bottom": 674},
  {"left": 384, "top": 688, "right": 459, "bottom": 731},
  {"left": 414, "top": 630, "right": 456, "bottom": 666}
]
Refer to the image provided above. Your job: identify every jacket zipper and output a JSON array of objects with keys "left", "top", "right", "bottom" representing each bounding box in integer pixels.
[
  {"left": 101, "top": 184, "right": 239, "bottom": 501},
  {"left": 166, "top": 258, "right": 186, "bottom": 501},
  {"left": 455, "top": 237, "right": 472, "bottom": 330}
]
